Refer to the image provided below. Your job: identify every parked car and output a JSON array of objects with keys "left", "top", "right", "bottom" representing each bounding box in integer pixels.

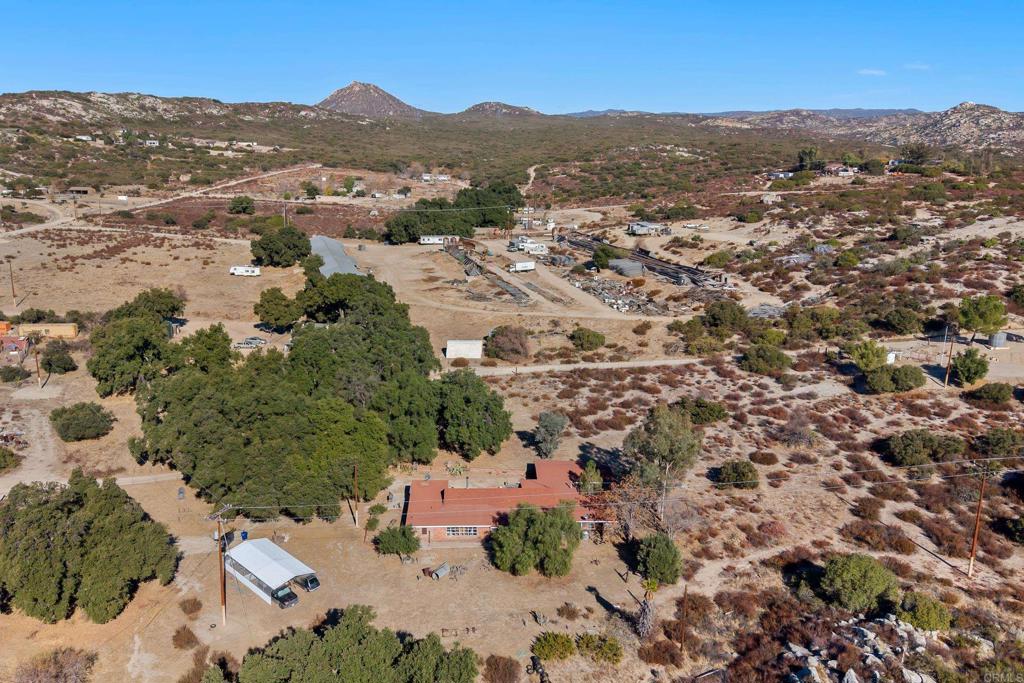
[
  {"left": 293, "top": 574, "right": 320, "bottom": 592},
  {"left": 270, "top": 585, "right": 298, "bottom": 609},
  {"left": 243, "top": 336, "right": 268, "bottom": 346}
]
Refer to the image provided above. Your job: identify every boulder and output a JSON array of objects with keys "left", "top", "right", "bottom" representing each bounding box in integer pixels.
[
  {"left": 842, "top": 670, "right": 861, "bottom": 683},
  {"left": 901, "top": 668, "right": 937, "bottom": 683},
  {"left": 788, "top": 642, "right": 813, "bottom": 658}
]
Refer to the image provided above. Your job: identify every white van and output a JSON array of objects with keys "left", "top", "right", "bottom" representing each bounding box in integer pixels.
[{"left": 229, "top": 266, "right": 261, "bottom": 277}]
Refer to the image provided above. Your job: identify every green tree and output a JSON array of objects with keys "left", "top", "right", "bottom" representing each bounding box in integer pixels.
[
  {"left": 251, "top": 225, "right": 311, "bottom": 267},
  {"left": 623, "top": 405, "right": 702, "bottom": 486},
  {"left": 227, "top": 195, "right": 255, "bottom": 214},
  {"left": 797, "top": 147, "right": 819, "bottom": 171},
  {"left": 716, "top": 459, "right": 759, "bottom": 489},
  {"left": 738, "top": 344, "right": 791, "bottom": 376},
  {"left": 845, "top": 339, "right": 887, "bottom": 373},
  {"left": 636, "top": 533, "right": 682, "bottom": 584},
  {"left": 179, "top": 324, "right": 236, "bottom": 373},
  {"left": 951, "top": 347, "right": 989, "bottom": 386},
  {"left": 108, "top": 287, "right": 185, "bottom": 322},
  {"left": 899, "top": 142, "right": 932, "bottom": 165},
  {"left": 821, "top": 553, "right": 900, "bottom": 613},
  {"left": 436, "top": 370, "right": 512, "bottom": 459},
  {"left": 579, "top": 459, "right": 603, "bottom": 494},
  {"left": 373, "top": 526, "right": 420, "bottom": 557},
  {"left": 254, "top": 287, "right": 303, "bottom": 330},
  {"left": 50, "top": 402, "right": 115, "bottom": 441},
  {"left": 673, "top": 397, "right": 727, "bottom": 425},
  {"left": 966, "top": 382, "right": 1013, "bottom": 405},
  {"left": 491, "top": 503, "right": 582, "bottom": 577},
  {"left": 532, "top": 632, "right": 575, "bottom": 661},
  {"left": 569, "top": 327, "right": 605, "bottom": 351},
  {"left": 87, "top": 316, "right": 175, "bottom": 396},
  {"left": 883, "top": 307, "right": 922, "bottom": 335},
  {"left": 897, "top": 592, "right": 951, "bottom": 631},
  {"left": 40, "top": 340, "right": 77, "bottom": 374},
  {"left": 369, "top": 372, "right": 440, "bottom": 464},
  {"left": 236, "top": 604, "right": 476, "bottom": 683},
  {"left": 0, "top": 471, "right": 177, "bottom": 624},
  {"left": 591, "top": 244, "right": 620, "bottom": 270},
  {"left": 958, "top": 295, "right": 1007, "bottom": 343},
  {"left": 533, "top": 411, "right": 568, "bottom": 458},
  {"left": 883, "top": 429, "right": 964, "bottom": 467}
]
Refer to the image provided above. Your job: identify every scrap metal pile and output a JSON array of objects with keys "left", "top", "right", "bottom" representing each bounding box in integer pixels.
[{"left": 565, "top": 274, "right": 686, "bottom": 315}]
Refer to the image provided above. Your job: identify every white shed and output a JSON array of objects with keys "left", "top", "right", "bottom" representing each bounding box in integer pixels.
[
  {"left": 445, "top": 339, "right": 484, "bottom": 359},
  {"left": 224, "top": 539, "right": 316, "bottom": 605}
]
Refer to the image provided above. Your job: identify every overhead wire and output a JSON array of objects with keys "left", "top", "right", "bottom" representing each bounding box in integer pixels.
[{"left": 194, "top": 454, "right": 1018, "bottom": 520}]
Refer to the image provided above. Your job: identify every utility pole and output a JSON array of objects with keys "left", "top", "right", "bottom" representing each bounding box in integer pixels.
[
  {"left": 968, "top": 473, "right": 988, "bottom": 578},
  {"left": 33, "top": 350, "right": 41, "bottom": 387},
  {"left": 7, "top": 260, "right": 15, "bottom": 308},
  {"left": 352, "top": 463, "right": 359, "bottom": 526},
  {"left": 207, "top": 504, "right": 232, "bottom": 626},
  {"left": 943, "top": 333, "right": 956, "bottom": 387}
]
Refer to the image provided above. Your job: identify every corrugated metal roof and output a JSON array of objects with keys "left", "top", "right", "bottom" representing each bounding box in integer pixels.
[
  {"left": 310, "top": 234, "right": 363, "bottom": 277},
  {"left": 224, "top": 539, "right": 314, "bottom": 589}
]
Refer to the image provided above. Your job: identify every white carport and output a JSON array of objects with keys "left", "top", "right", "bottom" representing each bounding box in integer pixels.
[{"left": 224, "top": 539, "right": 316, "bottom": 605}]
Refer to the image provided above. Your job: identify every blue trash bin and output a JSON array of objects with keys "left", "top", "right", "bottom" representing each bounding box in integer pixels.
[{"left": 241, "top": 530, "right": 248, "bottom": 541}]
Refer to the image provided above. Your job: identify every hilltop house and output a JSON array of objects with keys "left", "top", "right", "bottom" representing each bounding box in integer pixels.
[{"left": 404, "top": 461, "right": 608, "bottom": 544}]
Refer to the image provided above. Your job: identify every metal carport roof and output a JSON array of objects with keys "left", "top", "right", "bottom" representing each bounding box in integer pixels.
[{"left": 224, "top": 539, "right": 315, "bottom": 589}]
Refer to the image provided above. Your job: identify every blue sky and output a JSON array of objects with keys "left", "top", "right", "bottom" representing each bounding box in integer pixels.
[{"left": 2, "top": 1, "right": 1022, "bottom": 113}]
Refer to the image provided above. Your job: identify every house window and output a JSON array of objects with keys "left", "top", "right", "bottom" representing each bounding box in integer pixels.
[{"left": 445, "top": 526, "right": 477, "bottom": 537}]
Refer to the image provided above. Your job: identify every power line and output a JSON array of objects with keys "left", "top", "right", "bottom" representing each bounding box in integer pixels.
[
  {"left": 196, "top": 454, "right": 1018, "bottom": 520},
  {"left": 388, "top": 204, "right": 514, "bottom": 213}
]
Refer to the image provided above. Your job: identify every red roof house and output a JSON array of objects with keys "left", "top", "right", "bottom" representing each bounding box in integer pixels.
[
  {"left": 404, "top": 461, "right": 607, "bottom": 544},
  {"left": 1, "top": 335, "right": 29, "bottom": 365}
]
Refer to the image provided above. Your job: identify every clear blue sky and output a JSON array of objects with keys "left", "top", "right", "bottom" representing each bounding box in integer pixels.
[{"left": 3, "top": 1, "right": 1022, "bottom": 113}]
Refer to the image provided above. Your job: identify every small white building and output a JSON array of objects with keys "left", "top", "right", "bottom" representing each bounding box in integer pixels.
[
  {"left": 421, "top": 173, "right": 433, "bottom": 182},
  {"left": 627, "top": 221, "right": 663, "bottom": 236},
  {"left": 445, "top": 339, "right": 484, "bottom": 359},
  {"left": 434, "top": 174, "right": 450, "bottom": 182},
  {"left": 224, "top": 539, "right": 318, "bottom": 607},
  {"left": 144, "top": 139, "right": 159, "bottom": 147},
  {"left": 74, "top": 135, "right": 93, "bottom": 142},
  {"left": 419, "top": 235, "right": 460, "bottom": 245}
]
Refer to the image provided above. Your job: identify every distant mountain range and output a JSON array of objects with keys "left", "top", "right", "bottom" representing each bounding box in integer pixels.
[
  {"left": 2, "top": 82, "right": 1023, "bottom": 156},
  {"left": 312, "top": 82, "right": 1024, "bottom": 154}
]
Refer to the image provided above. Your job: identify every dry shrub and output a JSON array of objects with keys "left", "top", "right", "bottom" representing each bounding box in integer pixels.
[
  {"left": 714, "top": 590, "right": 760, "bottom": 619},
  {"left": 179, "top": 597, "right": 202, "bottom": 618},
  {"left": 638, "top": 639, "right": 684, "bottom": 667},
  {"left": 921, "top": 520, "right": 966, "bottom": 557},
  {"left": 450, "top": 357, "right": 470, "bottom": 368},
  {"left": 880, "top": 555, "right": 915, "bottom": 579},
  {"left": 176, "top": 646, "right": 210, "bottom": 683},
  {"left": 760, "top": 545, "right": 817, "bottom": 571},
  {"left": 680, "top": 558, "right": 703, "bottom": 581},
  {"left": 788, "top": 451, "right": 819, "bottom": 465},
  {"left": 556, "top": 603, "right": 581, "bottom": 621},
  {"left": 840, "top": 520, "right": 916, "bottom": 554},
  {"left": 852, "top": 497, "right": 884, "bottom": 520},
  {"left": 14, "top": 648, "right": 96, "bottom": 683},
  {"left": 172, "top": 625, "right": 200, "bottom": 650},
  {"left": 483, "top": 654, "right": 522, "bottom": 683},
  {"left": 894, "top": 508, "right": 924, "bottom": 525},
  {"left": 869, "top": 481, "right": 914, "bottom": 502},
  {"left": 749, "top": 451, "right": 778, "bottom": 465}
]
